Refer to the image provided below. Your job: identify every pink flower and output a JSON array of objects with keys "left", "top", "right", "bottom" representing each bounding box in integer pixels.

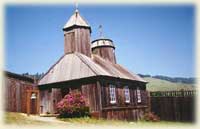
[{"left": 56, "top": 90, "right": 89, "bottom": 117}]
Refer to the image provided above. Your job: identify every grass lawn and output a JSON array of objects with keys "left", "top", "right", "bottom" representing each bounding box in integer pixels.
[
  {"left": 58, "top": 117, "right": 194, "bottom": 127},
  {"left": 3, "top": 112, "right": 194, "bottom": 127},
  {"left": 4, "top": 112, "right": 50, "bottom": 126}
]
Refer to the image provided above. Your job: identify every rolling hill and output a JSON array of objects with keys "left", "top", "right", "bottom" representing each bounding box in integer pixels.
[
  {"left": 20, "top": 72, "right": 195, "bottom": 92},
  {"left": 144, "top": 77, "right": 195, "bottom": 91}
]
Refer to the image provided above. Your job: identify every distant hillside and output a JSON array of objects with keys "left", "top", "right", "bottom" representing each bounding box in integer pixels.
[
  {"left": 138, "top": 74, "right": 195, "bottom": 84},
  {"left": 21, "top": 72, "right": 195, "bottom": 91},
  {"left": 144, "top": 77, "right": 195, "bottom": 91}
]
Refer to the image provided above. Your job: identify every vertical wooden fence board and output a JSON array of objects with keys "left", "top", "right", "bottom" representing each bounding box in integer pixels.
[
  {"left": 16, "top": 83, "right": 21, "bottom": 112},
  {"left": 4, "top": 75, "right": 36, "bottom": 114},
  {"left": 150, "top": 91, "right": 195, "bottom": 122}
]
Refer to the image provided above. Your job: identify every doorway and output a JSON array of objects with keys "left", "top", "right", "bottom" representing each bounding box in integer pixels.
[{"left": 26, "top": 90, "right": 39, "bottom": 115}]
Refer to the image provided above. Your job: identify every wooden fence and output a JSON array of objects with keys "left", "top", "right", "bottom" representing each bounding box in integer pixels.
[
  {"left": 4, "top": 72, "right": 38, "bottom": 114},
  {"left": 150, "top": 91, "right": 195, "bottom": 122}
]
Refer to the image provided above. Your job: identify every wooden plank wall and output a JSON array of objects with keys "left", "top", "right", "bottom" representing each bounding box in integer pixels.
[
  {"left": 150, "top": 91, "right": 195, "bottom": 122},
  {"left": 39, "top": 82, "right": 148, "bottom": 120},
  {"left": 82, "top": 83, "right": 100, "bottom": 112},
  {"left": 39, "top": 83, "right": 100, "bottom": 114},
  {"left": 64, "top": 28, "right": 91, "bottom": 57},
  {"left": 100, "top": 83, "right": 148, "bottom": 120},
  {"left": 40, "top": 88, "right": 62, "bottom": 114},
  {"left": 40, "top": 90, "right": 49, "bottom": 114},
  {"left": 101, "top": 85, "right": 148, "bottom": 108},
  {"left": 102, "top": 108, "right": 145, "bottom": 121},
  {"left": 4, "top": 76, "right": 36, "bottom": 113},
  {"left": 52, "top": 88, "right": 62, "bottom": 113},
  {"left": 92, "top": 47, "right": 116, "bottom": 63}
]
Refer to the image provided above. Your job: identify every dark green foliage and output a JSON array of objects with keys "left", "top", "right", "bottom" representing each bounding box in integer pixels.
[{"left": 21, "top": 72, "right": 45, "bottom": 80}]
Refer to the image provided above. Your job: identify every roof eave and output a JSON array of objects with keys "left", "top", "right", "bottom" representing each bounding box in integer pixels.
[
  {"left": 63, "top": 25, "right": 92, "bottom": 33},
  {"left": 38, "top": 75, "right": 147, "bottom": 89}
]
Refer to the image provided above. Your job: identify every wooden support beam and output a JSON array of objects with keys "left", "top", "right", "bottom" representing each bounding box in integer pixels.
[
  {"left": 97, "top": 81, "right": 102, "bottom": 118},
  {"left": 26, "top": 90, "right": 30, "bottom": 116},
  {"left": 36, "top": 91, "right": 40, "bottom": 115},
  {"left": 147, "top": 91, "right": 151, "bottom": 112}
]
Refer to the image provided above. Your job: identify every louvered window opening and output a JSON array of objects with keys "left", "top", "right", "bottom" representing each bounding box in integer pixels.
[
  {"left": 124, "top": 86, "right": 130, "bottom": 103},
  {"left": 109, "top": 84, "right": 116, "bottom": 104},
  {"left": 137, "top": 88, "right": 141, "bottom": 103}
]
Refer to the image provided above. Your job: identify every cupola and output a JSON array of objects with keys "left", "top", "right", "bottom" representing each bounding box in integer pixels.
[{"left": 91, "top": 25, "right": 116, "bottom": 63}]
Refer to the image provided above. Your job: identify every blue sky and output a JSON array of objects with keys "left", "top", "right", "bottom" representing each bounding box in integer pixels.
[{"left": 5, "top": 4, "right": 195, "bottom": 77}]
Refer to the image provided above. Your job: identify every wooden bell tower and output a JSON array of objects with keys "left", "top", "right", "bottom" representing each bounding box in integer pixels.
[{"left": 63, "top": 8, "right": 92, "bottom": 57}]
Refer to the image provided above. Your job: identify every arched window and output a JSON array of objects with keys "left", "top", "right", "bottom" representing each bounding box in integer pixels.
[
  {"left": 124, "top": 86, "right": 130, "bottom": 103},
  {"left": 109, "top": 84, "right": 116, "bottom": 104}
]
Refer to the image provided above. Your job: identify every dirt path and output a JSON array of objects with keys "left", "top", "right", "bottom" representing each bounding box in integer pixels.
[
  {"left": 25, "top": 115, "right": 99, "bottom": 128},
  {"left": 29, "top": 115, "right": 64, "bottom": 123},
  {"left": 21, "top": 114, "right": 71, "bottom": 126}
]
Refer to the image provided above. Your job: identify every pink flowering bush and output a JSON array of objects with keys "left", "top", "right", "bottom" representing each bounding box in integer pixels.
[{"left": 56, "top": 90, "right": 90, "bottom": 118}]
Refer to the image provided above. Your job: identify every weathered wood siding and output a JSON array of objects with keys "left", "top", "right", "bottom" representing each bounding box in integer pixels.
[
  {"left": 64, "top": 28, "right": 91, "bottom": 57},
  {"left": 150, "top": 91, "right": 195, "bottom": 122},
  {"left": 4, "top": 75, "right": 37, "bottom": 113},
  {"left": 39, "top": 80, "right": 147, "bottom": 121},
  {"left": 92, "top": 47, "right": 116, "bottom": 63},
  {"left": 100, "top": 81, "right": 148, "bottom": 120},
  {"left": 82, "top": 83, "right": 101, "bottom": 112},
  {"left": 102, "top": 108, "right": 145, "bottom": 121},
  {"left": 40, "top": 88, "right": 62, "bottom": 114},
  {"left": 40, "top": 83, "right": 100, "bottom": 114},
  {"left": 101, "top": 85, "right": 148, "bottom": 108}
]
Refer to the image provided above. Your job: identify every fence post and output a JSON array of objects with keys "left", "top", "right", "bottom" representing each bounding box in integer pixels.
[{"left": 147, "top": 91, "right": 151, "bottom": 113}]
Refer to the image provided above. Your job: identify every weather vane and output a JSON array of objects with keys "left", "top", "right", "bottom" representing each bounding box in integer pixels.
[
  {"left": 99, "top": 25, "right": 103, "bottom": 38},
  {"left": 75, "top": 2, "right": 79, "bottom": 12}
]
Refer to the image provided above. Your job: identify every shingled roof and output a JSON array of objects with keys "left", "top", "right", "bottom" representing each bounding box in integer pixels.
[
  {"left": 63, "top": 9, "right": 91, "bottom": 31},
  {"left": 38, "top": 52, "right": 147, "bottom": 86}
]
